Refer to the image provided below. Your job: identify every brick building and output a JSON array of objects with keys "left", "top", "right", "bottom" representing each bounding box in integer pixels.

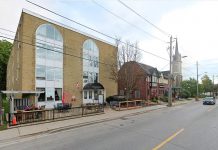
[
  {"left": 7, "top": 9, "right": 117, "bottom": 109},
  {"left": 118, "top": 61, "right": 168, "bottom": 100}
]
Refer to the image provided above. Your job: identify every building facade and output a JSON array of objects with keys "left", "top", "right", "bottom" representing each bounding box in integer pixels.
[
  {"left": 7, "top": 9, "right": 117, "bottom": 108},
  {"left": 118, "top": 61, "right": 168, "bottom": 100}
]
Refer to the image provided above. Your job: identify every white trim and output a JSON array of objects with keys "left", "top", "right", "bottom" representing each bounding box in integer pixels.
[{"left": 22, "top": 9, "right": 116, "bottom": 47}]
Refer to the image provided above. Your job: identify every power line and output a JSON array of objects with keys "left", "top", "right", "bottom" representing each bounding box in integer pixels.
[
  {"left": 117, "top": 0, "right": 170, "bottom": 37},
  {"left": 0, "top": 27, "right": 168, "bottom": 62},
  {"left": 0, "top": 34, "right": 113, "bottom": 67},
  {"left": 25, "top": 0, "right": 169, "bottom": 61},
  {"left": 92, "top": 0, "right": 167, "bottom": 43}
]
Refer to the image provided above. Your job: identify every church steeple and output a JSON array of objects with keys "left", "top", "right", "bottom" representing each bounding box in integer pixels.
[
  {"left": 174, "top": 38, "right": 180, "bottom": 60},
  {"left": 175, "top": 38, "right": 179, "bottom": 56}
]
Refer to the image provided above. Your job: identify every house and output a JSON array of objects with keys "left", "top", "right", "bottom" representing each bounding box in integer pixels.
[
  {"left": 6, "top": 9, "right": 117, "bottom": 109},
  {"left": 118, "top": 61, "right": 169, "bottom": 100}
]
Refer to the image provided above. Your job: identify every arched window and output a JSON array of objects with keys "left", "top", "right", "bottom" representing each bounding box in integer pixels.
[
  {"left": 83, "top": 39, "right": 99, "bottom": 85},
  {"left": 35, "top": 24, "right": 63, "bottom": 104}
]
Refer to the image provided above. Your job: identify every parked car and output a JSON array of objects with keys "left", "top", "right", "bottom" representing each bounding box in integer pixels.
[
  {"left": 203, "top": 97, "right": 216, "bottom": 105},
  {"left": 106, "top": 95, "right": 126, "bottom": 107}
]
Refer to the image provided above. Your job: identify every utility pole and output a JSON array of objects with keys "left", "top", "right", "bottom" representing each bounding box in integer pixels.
[
  {"left": 196, "top": 61, "right": 199, "bottom": 101},
  {"left": 213, "top": 75, "right": 214, "bottom": 97},
  {"left": 168, "top": 36, "right": 173, "bottom": 106}
]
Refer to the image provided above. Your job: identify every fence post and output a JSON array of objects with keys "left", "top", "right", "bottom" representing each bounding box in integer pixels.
[
  {"left": 82, "top": 105, "right": 84, "bottom": 117},
  {"left": 53, "top": 109, "right": 55, "bottom": 120}
]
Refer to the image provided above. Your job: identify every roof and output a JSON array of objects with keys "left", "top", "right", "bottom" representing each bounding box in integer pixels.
[
  {"left": 160, "top": 71, "right": 170, "bottom": 78},
  {"left": 138, "top": 63, "right": 159, "bottom": 76},
  {"left": 83, "top": 83, "right": 104, "bottom": 90},
  {"left": 22, "top": 9, "right": 116, "bottom": 47}
]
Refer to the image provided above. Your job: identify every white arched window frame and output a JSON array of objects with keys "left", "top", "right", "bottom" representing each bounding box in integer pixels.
[
  {"left": 35, "top": 24, "right": 63, "bottom": 106},
  {"left": 83, "top": 39, "right": 99, "bottom": 86}
]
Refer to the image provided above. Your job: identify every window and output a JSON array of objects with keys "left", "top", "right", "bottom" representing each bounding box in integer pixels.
[
  {"left": 55, "top": 88, "right": 62, "bottom": 101},
  {"left": 36, "top": 24, "right": 63, "bottom": 105},
  {"left": 135, "top": 90, "right": 140, "bottom": 98},
  {"left": 54, "top": 68, "right": 62, "bottom": 80},
  {"left": 46, "top": 67, "right": 54, "bottom": 80},
  {"left": 46, "top": 87, "right": 54, "bottom": 101},
  {"left": 36, "top": 88, "right": 45, "bottom": 102},
  {"left": 36, "top": 65, "right": 46, "bottom": 80},
  {"left": 83, "top": 39, "right": 99, "bottom": 86},
  {"left": 89, "top": 91, "right": 92, "bottom": 99},
  {"left": 120, "top": 90, "right": 124, "bottom": 96},
  {"left": 84, "top": 91, "right": 87, "bottom": 99}
]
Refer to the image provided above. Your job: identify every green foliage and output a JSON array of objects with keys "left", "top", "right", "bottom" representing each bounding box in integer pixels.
[
  {"left": 150, "top": 97, "right": 158, "bottom": 103},
  {"left": 180, "top": 89, "right": 191, "bottom": 99},
  {"left": 201, "top": 75, "right": 213, "bottom": 93},
  {"left": 0, "top": 40, "right": 12, "bottom": 90},
  {"left": 3, "top": 98, "right": 9, "bottom": 114},
  {"left": 159, "top": 96, "right": 168, "bottom": 102},
  {"left": 181, "top": 78, "right": 197, "bottom": 97}
]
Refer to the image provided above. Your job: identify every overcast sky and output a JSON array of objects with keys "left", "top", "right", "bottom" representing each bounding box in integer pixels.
[{"left": 1, "top": 0, "right": 218, "bottom": 82}]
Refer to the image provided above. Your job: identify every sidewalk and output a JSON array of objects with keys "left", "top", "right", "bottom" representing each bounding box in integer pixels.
[{"left": 0, "top": 99, "right": 194, "bottom": 143}]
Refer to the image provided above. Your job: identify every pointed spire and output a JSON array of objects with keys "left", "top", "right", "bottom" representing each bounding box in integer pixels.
[{"left": 175, "top": 38, "right": 179, "bottom": 55}]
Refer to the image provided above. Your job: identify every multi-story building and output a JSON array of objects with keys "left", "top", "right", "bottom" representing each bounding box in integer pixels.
[
  {"left": 7, "top": 9, "right": 117, "bottom": 109},
  {"left": 118, "top": 61, "right": 168, "bottom": 100}
]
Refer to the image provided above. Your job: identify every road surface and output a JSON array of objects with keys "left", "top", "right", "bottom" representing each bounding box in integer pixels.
[{"left": 1, "top": 101, "right": 218, "bottom": 150}]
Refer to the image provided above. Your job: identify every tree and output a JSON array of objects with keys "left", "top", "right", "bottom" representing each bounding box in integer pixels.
[
  {"left": 0, "top": 40, "right": 12, "bottom": 90},
  {"left": 201, "top": 75, "right": 213, "bottom": 95},
  {"left": 110, "top": 38, "right": 141, "bottom": 82},
  {"left": 180, "top": 78, "right": 199, "bottom": 97}
]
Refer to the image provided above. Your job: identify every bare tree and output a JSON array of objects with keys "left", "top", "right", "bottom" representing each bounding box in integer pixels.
[{"left": 110, "top": 38, "right": 141, "bottom": 83}]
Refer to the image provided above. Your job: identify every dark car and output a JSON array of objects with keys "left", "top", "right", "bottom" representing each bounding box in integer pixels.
[{"left": 203, "top": 97, "right": 216, "bottom": 105}]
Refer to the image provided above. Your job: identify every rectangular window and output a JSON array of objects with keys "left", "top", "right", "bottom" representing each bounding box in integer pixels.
[
  {"left": 89, "top": 91, "right": 92, "bottom": 99},
  {"left": 88, "top": 72, "right": 93, "bottom": 83},
  {"left": 135, "top": 90, "right": 140, "bottom": 99},
  {"left": 46, "top": 87, "right": 54, "bottom": 101},
  {"left": 54, "top": 68, "right": 63, "bottom": 80},
  {"left": 120, "top": 90, "right": 124, "bottom": 96},
  {"left": 36, "top": 65, "right": 46, "bottom": 80},
  {"left": 55, "top": 88, "right": 62, "bottom": 101},
  {"left": 46, "top": 45, "right": 55, "bottom": 60},
  {"left": 89, "top": 56, "right": 93, "bottom": 67},
  {"left": 84, "top": 91, "right": 87, "bottom": 99},
  {"left": 36, "top": 43, "right": 46, "bottom": 59},
  {"left": 36, "top": 88, "right": 45, "bottom": 102},
  {"left": 46, "top": 67, "right": 54, "bottom": 80},
  {"left": 83, "top": 71, "right": 88, "bottom": 79}
]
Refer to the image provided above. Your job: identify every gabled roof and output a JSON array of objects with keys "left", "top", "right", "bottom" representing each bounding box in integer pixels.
[
  {"left": 138, "top": 63, "right": 159, "bottom": 76},
  {"left": 160, "top": 71, "right": 170, "bottom": 79}
]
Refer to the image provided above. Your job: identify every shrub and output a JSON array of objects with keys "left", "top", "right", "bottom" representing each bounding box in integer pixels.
[
  {"left": 159, "top": 96, "right": 168, "bottom": 102},
  {"left": 106, "top": 95, "right": 126, "bottom": 104}
]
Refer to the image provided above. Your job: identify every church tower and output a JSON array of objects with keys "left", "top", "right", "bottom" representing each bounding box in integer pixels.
[{"left": 172, "top": 38, "right": 182, "bottom": 89}]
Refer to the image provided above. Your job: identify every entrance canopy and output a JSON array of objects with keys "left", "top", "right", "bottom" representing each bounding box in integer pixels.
[
  {"left": 83, "top": 83, "right": 104, "bottom": 90},
  {"left": 1, "top": 91, "right": 45, "bottom": 113},
  {"left": 1, "top": 91, "right": 44, "bottom": 95}
]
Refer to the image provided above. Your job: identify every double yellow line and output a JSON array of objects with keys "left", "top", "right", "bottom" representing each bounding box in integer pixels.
[{"left": 152, "top": 128, "right": 184, "bottom": 150}]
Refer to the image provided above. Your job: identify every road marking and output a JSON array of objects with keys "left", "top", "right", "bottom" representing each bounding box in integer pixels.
[
  {"left": 152, "top": 128, "right": 184, "bottom": 150},
  {"left": 207, "top": 106, "right": 217, "bottom": 112}
]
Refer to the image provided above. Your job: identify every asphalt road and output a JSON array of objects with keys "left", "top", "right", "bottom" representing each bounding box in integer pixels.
[{"left": 1, "top": 100, "right": 218, "bottom": 150}]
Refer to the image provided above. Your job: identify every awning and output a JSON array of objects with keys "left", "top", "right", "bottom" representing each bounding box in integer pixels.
[
  {"left": 1, "top": 91, "right": 44, "bottom": 94},
  {"left": 83, "top": 83, "right": 104, "bottom": 90}
]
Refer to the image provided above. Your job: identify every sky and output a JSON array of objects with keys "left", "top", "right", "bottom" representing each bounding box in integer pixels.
[{"left": 1, "top": 0, "right": 218, "bottom": 82}]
